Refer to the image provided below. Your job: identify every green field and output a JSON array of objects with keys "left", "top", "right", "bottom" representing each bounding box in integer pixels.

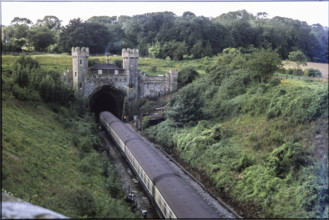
[{"left": 2, "top": 54, "right": 216, "bottom": 76}]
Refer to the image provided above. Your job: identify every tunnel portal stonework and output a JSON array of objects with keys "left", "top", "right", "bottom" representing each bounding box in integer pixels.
[{"left": 63, "top": 47, "right": 178, "bottom": 110}]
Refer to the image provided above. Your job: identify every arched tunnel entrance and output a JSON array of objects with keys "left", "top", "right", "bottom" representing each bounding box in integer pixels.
[{"left": 89, "top": 85, "right": 125, "bottom": 120}]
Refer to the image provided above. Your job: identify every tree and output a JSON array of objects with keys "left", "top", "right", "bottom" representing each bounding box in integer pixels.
[
  {"left": 247, "top": 48, "right": 282, "bottom": 82},
  {"left": 167, "top": 81, "right": 204, "bottom": 127},
  {"left": 59, "top": 18, "right": 111, "bottom": 53},
  {"left": 162, "top": 40, "right": 188, "bottom": 60},
  {"left": 36, "top": 16, "right": 61, "bottom": 30},
  {"left": 28, "top": 26, "right": 56, "bottom": 51},
  {"left": 288, "top": 50, "right": 308, "bottom": 71},
  {"left": 148, "top": 41, "right": 162, "bottom": 58}
]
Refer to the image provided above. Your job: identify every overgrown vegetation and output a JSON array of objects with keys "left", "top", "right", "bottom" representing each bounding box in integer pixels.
[
  {"left": 2, "top": 55, "right": 140, "bottom": 218},
  {"left": 144, "top": 48, "right": 328, "bottom": 218}
]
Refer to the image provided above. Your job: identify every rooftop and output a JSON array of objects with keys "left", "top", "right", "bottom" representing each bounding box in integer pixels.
[{"left": 89, "top": 64, "right": 123, "bottom": 70}]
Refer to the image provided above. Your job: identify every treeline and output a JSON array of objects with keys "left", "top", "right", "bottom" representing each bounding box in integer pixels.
[{"left": 2, "top": 10, "right": 328, "bottom": 62}]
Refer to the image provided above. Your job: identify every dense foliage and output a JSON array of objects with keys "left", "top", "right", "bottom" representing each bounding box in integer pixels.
[
  {"left": 145, "top": 49, "right": 328, "bottom": 218},
  {"left": 2, "top": 10, "right": 328, "bottom": 62}
]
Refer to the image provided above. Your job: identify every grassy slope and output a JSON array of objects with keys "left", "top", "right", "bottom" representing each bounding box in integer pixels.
[
  {"left": 1, "top": 60, "right": 138, "bottom": 218},
  {"left": 145, "top": 78, "right": 328, "bottom": 218}
]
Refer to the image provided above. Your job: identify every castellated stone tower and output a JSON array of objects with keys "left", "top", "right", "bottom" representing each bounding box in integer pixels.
[
  {"left": 122, "top": 48, "right": 139, "bottom": 102},
  {"left": 72, "top": 47, "right": 89, "bottom": 95},
  {"left": 168, "top": 69, "right": 178, "bottom": 92}
]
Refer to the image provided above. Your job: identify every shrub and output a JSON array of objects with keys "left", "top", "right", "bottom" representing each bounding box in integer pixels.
[
  {"left": 145, "top": 120, "right": 177, "bottom": 149},
  {"left": 270, "top": 78, "right": 281, "bottom": 87},
  {"left": 268, "top": 142, "right": 310, "bottom": 178},
  {"left": 113, "top": 59, "right": 122, "bottom": 68},
  {"left": 296, "top": 159, "right": 328, "bottom": 218},
  {"left": 142, "top": 116, "right": 151, "bottom": 129},
  {"left": 150, "top": 65, "right": 157, "bottom": 72},
  {"left": 305, "top": 68, "right": 322, "bottom": 77},
  {"left": 167, "top": 80, "right": 205, "bottom": 127},
  {"left": 286, "top": 68, "right": 294, "bottom": 75},
  {"left": 266, "top": 84, "right": 328, "bottom": 123},
  {"left": 88, "top": 58, "right": 101, "bottom": 67},
  {"left": 70, "top": 189, "right": 97, "bottom": 217},
  {"left": 79, "top": 152, "right": 100, "bottom": 173},
  {"left": 106, "top": 165, "right": 123, "bottom": 198},
  {"left": 11, "top": 84, "right": 41, "bottom": 101},
  {"left": 178, "top": 67, "right": 199, "bottom": 88}
]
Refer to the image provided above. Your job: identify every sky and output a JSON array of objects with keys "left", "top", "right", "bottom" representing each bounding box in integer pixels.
[{"left": 1, "top": 1, "right": 328, "bottom": 27}]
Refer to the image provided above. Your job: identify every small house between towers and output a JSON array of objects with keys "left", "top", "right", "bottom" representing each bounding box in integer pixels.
[{"left": 89, "top": 63, "right": 124, "bottom": 75}]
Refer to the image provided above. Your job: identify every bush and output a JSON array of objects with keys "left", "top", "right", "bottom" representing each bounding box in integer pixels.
[
  {"left": 178, "top": 67, "right": 199, "bottom": 88},
  {"left": 106, "top": 165, "right": 123, "bottom": 198},
  {"left": 285, "top": 68, "right": 294, "bottom": 75},
  {"left": 145, "top": 120, "right": 177, "bottom": 149},
  {"left": 11, "top": 84, "right": 41, "bottom": 101},
  {"left": 113, "top": 59, "right": 122, "bottom": 68},
  {"left": 268, "top": 142, "right": 310, "bottom": 178},
  {"left": 70, "top": 189, "right": 97, "bottom": 217},
  {"left": 167, "top": 79, "right": 205, "bottom": 127},
  {"left": 270, "top": 78, "right": 281, "bottom": 87},
  {"left": 293, "top": 69, "right": 304, "bottom": 76},
  {"left": 266, "top": 84, "right": 328, "bottom": 123},
  {"left": 305, "top": 68, "right": 322, "bottom": 77},
  {"left": 79, "top": 152, "right": 100, "bottom": 173},
  {"left": 142, "top": 116, "right": 151, "bottom": 129}
]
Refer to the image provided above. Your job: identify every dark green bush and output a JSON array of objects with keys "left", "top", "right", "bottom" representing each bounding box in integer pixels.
[
  {"left": 270, "top": 78, "right": 281, "bottom": 87},
  {"left": 88, "top": 58, "right": 101, "bottom": 67},
  {"left": 296, "top": 158, "right": 328, "bottom": 218},
  {"left": 11, "top": 84, "right": 41, "bottom": 101},
  {"left": 106, "top": 166, "right": 123, "bottom": 198},
  {"left": 178, "top": 67, "right": 199, "bottom": 88},
  {"left": 167, "top": 79, "right": 205, "bottom": 127},
  {"left": 142, "top": 116, "right": 151, "bottom": 129},
  {"left": 113, "top": 59, "right": 122, "bottom": 68},
  {"left": 286, "top": 68, "right": 294, "bottom": 75},
  {"left": 305, "top": 68, "right": 322, "bottom": 77},
  {"left": 70, "top": 189, "right": 97, "bottom": 217}
]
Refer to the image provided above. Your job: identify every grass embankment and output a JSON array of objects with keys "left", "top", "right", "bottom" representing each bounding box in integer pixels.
[
  {"left": 145, "top": 77, "right": 328, "bottom": 218},
  {"left": 1, "top": 56, "right": 139, "bottom": 218}
]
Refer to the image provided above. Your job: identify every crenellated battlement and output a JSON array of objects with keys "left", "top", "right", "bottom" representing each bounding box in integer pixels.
[
  {"left": 65, "top": 46, "right": 177, "bottom": 104},
  {"left": 71, "top": 47, "right": 89, "bottom": 57},
  {"left": 122, "top": 48, "right": 139, "bottom": 58}
]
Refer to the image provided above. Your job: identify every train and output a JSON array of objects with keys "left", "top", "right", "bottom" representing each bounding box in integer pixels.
[{"left": 100, "top": 111, "right": 223, "bottom": 218}]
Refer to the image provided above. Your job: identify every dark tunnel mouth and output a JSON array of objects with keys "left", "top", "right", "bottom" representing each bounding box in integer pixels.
[{"left": 89, "top": 85, "right": 125, "bottom": 120}]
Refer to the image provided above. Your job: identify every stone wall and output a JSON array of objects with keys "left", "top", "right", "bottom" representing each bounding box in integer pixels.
[{"left": 84, "top": 72, "right": 129, "bottom": 97}]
